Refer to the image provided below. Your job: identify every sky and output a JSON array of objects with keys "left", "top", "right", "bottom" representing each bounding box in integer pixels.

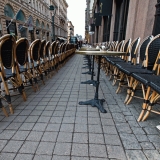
[{"left": 66, "top": 0, "right": 86, "bottom": 38}]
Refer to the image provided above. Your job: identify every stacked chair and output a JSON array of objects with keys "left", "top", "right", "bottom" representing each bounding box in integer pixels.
[
  {"left": 0, "top": 34, "right": 76, "bottom": 117},
  {"left": 101, "top": 34, "right": 160, "bottom": 121}
]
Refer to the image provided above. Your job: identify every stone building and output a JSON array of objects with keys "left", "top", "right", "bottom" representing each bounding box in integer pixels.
[
  {"left": 67, "top": 20, "right": 74, "bottom": 40},
  {"left": 0, "top": 0, "right": 68, "bottom": 43},
  {"left": 88, "top": 0, "right": 159, "bottom": 44}
]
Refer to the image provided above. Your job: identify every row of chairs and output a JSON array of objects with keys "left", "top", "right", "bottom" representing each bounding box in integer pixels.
[
  {"left": 0, "top": 34, "right": 76, "bottom": 117},
  {"left": 99, "top": 34, "right": 160, "bottom": 121}
]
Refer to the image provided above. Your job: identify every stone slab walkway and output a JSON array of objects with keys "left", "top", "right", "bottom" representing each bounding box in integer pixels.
[{"left": 0, "top": 54, "right": 159, "bottom": 160}]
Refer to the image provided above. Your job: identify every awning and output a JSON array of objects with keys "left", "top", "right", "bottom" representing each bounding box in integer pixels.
[{"left": 57, "top": 37, "right": 67, "bottom": 41}]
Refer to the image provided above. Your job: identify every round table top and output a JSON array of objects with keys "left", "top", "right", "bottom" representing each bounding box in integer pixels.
[
  {"left": 75, "top": 50, "right": 126, "bottom": 56},
  {"left": 79, "top": 48, "right": 100, "bottom": 51}
]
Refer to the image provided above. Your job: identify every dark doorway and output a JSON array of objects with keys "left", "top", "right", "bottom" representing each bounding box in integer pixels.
[{"left": 113, "top": 0, "right": 130, "bottom": 41}]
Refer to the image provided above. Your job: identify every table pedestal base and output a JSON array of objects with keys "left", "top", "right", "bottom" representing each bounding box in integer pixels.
[
  {"left": 82, "top": 71, "right": 92, "bottom": 75},
  {"left": 79, "top": 99, "right": 107, "bottom": 113},
  {"left": 81, "top": 80, "right": 97, "bottom": 87}
]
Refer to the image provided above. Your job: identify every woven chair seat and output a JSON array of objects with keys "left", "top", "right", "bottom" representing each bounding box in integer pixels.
[
  {"left": 19, "top": 66, "right": 27, "bottom": 73},
  {"left": 0, "top": 69, "right": 15, "bottom": 80},
  {"left": 131, "top": 73, "right": 155, "bottom": 85},
  {"left": 104, "top": 56, "right": 124, "bottom": 65},
  {"left": 149, "top": 77, "right": 160, "bottom": 94}
]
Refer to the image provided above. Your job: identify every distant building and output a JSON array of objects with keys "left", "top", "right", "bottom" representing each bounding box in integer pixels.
[
  {"left": 67, "top": 20, "right": 74, "bottom": 41},
  {"left": 88, "top": 0, "right": 159, "bottom": 44},
  {"left": 0, "top": 0, "right": 68, "bottom": 42}
]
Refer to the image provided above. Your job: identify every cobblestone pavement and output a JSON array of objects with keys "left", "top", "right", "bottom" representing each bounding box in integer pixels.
[{"left": 0, "top": 54, "right": 159, "bottom": 160}]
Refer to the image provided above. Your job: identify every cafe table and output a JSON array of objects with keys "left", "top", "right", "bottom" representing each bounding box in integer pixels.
[{"left": 76, "top": 50, "right": 126, "bottom": 113}]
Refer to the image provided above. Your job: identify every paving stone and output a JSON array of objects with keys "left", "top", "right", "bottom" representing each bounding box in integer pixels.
[
  {"left": 126, "top": 150, "right": 147, "bottom": 160},
  {"left": 3, "top": 140, "right": 24, "bottom": 152},
  {"left": 116, "top": 123, "right": 132, "bottom": 133},
  {"left": 112, "top": 113, "right": 126, "bottom": 123},
  {"left": 53, "top": 111, "right": 65, "bottom": 117},
  {"left": 135, "top": 134, "right": 149, "bottom": 142},
  {"left": 37, "top": 116, "right": 50, "bottom": 123},
  {"left": 88, "top": 117, "right": 101, "bottom": 125},
  {"left": 57, "top": 132, "right": 72, "bottom": 143},
  {"left": 107, "top": 145, "right": 126, "bottom": 160},
  {"left": 30, "top": 110, "right": 43, "bottom": 116},
  {"left": 143, "top": 150, "right": 160, "bottom": 160},
  {"left": 60, "top": 124, "right": 74, "bottom": 132},
  {"left": 19, "top": 141, "right": 39, "bottom": 154},
  {"left": 41, "top": 110, "right": 54, "bottom": 116},
  {"left": 63, "top": 117, "right": 75, "bottom": 123},
  {"left": 36, "top": 142, "right": 55, "bottom": 155},
  {"left": 32, "top": 123, "right": 48, "bottom": 131},
  {"left": 0, "top": 140, "right": 8, "bottom": 151},
  {"left": 13, "top": 116, "right": 28, "bottom": 122},
  {"left": 25, "top": 116, "right": 39, "bottom": 123},
  {"left": 90, "top": 158, "right": 109, "bottom": 160},
  {"left": 71, "top": 143, "right": 88, "bottom": 156},
  {"left": 73, "top": 133, "right": 88, "bottom": 143},
  {"left": 50, "top": 117, "right": 63, "bottom": 123},
  {"left": 12, "top": 130, "right": 30, "bottom": 140},
  {"left": 89, "top": 125, "right": 103, "bottom": 133},
  {"left": 71, "top": 157, "right": 89, "bottom": 160},
  {"left": 143, "top": 127, "right": 160, "bottom": 135},
  {"left": 33, "top": 155, "right": 52, "bottom": 160},
  {"left": 75, "top": 124, "right": 87, "bottom": 133},
  {"left": 64, "top": 111, "right": 76, "bottom": 117},
  {"left": 75, "top": 117, "right": 87, "bottom": 124},
  {"left": 26, "top": 131, "right": 43, "bottom": 141},
  {"left": 101, "top": 118, "right": 114, "bottom": 126},
  {"left": 19, "top": 110, "right": 32, "bottom": 115},
  {"left": 42, "top": 131, "right": 58, "bottom": 142},
  {"left": 140, "top": 142, "right": 155, "bottom": 149},
  {"left": 0, "top": 130, "right": 16, "bottom": 140},
  {"left": 120, "top": 133, "right": 141, "bottom": 149},
  {"left": 89, "top": 144, "right": 107, "bottom": 158},
  {"left": 46, "top": 123, "right": 61, "bottom": 132},
  {"left": 14, "top": 153, "right": 34, "bottom": 160},
  {"left": 76, "top": 111, "right": 88, "bottom": 117},
  {"left": 54, "top": 143, "right": 71, "bottom": 156},
  {"left": 52, "top": 155, "right": 70, "bottom": 160},
  {"left": 103, "top": 125, "right": 117, "bottom": 134},
  {"left": 104, "top": 134, "right": 122, "bottom": 145},
  {"left": 89, "top": 133, "right": 105, "bottom": 144},
  {"left": 19, "top": 122, "right": 35, "bottom": 130},
  {"left": 6, "top": 122, "right": 22, "bottom": 130},
  {"left": 0, "top": 152, "right": 16, "bottom": 160}
]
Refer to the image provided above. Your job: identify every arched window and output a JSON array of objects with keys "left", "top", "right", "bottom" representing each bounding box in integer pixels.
[
  {"left": 36, "top": 19, "right": 40, "bottom": 27},
  {"left": 16, "top": 10, "right": 26, "bottom": 22},
  {"left": 4, "top": 4, "right": 15, "bottom": 18},
  {"left": 41, "top": 21, "right": 45, "bottom": 29},
  {"left": 46, "top": 24, "right": 49, "bottom": 30}
]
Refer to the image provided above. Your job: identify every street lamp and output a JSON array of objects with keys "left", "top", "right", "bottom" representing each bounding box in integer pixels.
[{"left": 49, "top": 5, "right": 57, "bottom": 41}]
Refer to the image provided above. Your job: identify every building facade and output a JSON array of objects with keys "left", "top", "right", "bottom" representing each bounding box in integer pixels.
[
  {"left": 88, "top": 0, "right": 159, "bottom": 44},
  {"left": 67, "top": 20, "right": 74, "bottom": 39},
  {"left": 0, "top": 0, "right": 68, "bottom": 43}
]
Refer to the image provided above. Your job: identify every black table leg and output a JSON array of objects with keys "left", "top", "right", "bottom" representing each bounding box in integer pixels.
[
  {"left": 81, "top": 55, "right": 97, "bottom": 87},
  {"left": 79, "top": 55, "right": 107, "bottom": 113}
]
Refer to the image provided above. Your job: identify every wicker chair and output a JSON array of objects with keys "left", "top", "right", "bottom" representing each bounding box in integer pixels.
[
  {"left": 29, "top": 39, "right": 44, "bottom": 90},
  {"left": 50, "top": 41, "right": 57, "bottom": 72},
  {"left": 0, "top": 35, "right": 26, "bottom": 116},
  {"left": 15, "top": 38, "right": 36, "bottom": 92},
  {"left": 125, "top": 34, "right": 160, "bottom": 106}
]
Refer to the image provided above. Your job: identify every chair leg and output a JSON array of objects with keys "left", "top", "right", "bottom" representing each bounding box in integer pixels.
[
  {"left": 2, "top": 107, "right": 8, "bottom": 117},
  {"left": 0, "top": 99, "right": 8, "bottom": 117},
  {"left": 126, "top": 80, "right": 139, "bottom": 105},
  {"left": 9, "top": 104, "right": 14, "bottom": 114},
  {"left": 124, "top": 77, "right": 134, "bottom": 103},
  {"left": 142, "top": 92, "right": 159, "bottom": 121},
  {"left": 116, "top": 73, "right": 125, "bottom": 94}
]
